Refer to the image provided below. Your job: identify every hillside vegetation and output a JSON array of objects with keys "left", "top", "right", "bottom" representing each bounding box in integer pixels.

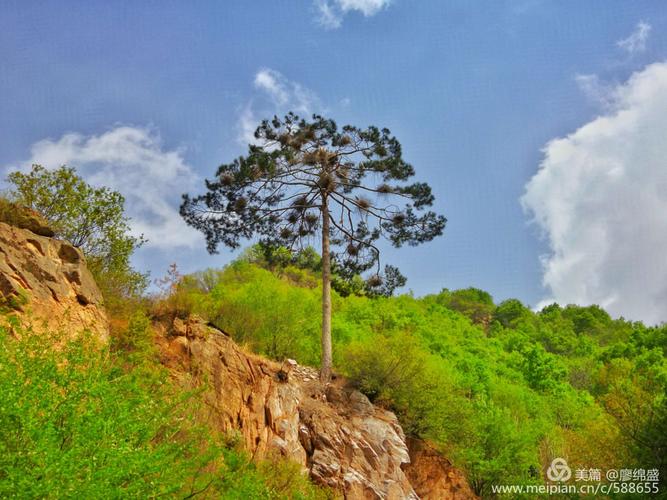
[
  {"left": 2, "top": 166, "right": 665, "bottom": 498},
  {"left": 0, "top": 315, "right": 330, "bottom": 499},
  {"left": 162, "top": 248, "right": 666, "bottom": 497},
  {"left": 0, "top": 197, "right": 330, "bottom": 498}
]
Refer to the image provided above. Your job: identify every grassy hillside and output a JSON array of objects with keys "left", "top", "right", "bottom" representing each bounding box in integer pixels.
[{"left": 162, "top": 253, "right": 666, "bottom": 497}]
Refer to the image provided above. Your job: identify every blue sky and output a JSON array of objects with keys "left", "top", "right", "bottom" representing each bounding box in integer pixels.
[{"left": 2, "top": 1, "right": 667, "bottom": 322}]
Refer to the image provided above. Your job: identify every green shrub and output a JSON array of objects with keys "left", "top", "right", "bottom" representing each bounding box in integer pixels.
[
  {"left": 110, "top": 309, "right": 155, "bottom": 359},
  {"left": 342, "top": 332, "right": 466, "bottom": 439},
  {"left": 0, "top": 320, "right": 216, "bottom": 497}
]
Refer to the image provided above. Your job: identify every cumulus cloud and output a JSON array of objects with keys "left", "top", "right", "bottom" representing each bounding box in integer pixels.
[
  {"left": 237, "top": 68, "right": 322, "bottom": 144},
  {"left": 522, "top": 62, "right": 667, "bottom": 324},
  {"left": 10, "top": 126, "right": 202, "bottom": 250},
  {"left": 617, "top": 21, "right": 651, "bottom": 55},
  {"left": 314, "top": 0, "right": 391, "bottom": 29}
]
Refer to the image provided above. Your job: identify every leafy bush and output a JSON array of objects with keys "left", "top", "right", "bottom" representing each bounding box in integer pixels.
[
  {"left": 187, "top": 261, "right": 323, "bottom": 363},
  {"left": 436, "top": 287, "right": 495, "bottom": 326},
  {"left": 0, "top": 319, "right": 214, "bottom": 497}
]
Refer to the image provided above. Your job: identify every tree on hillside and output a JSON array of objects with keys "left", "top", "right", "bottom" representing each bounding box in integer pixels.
[
  {"left": 7, "top": 165, "right": 147, "bottom": 301},
  {"left": 180, "top": 113, "right": 446, "bottom": 381}
]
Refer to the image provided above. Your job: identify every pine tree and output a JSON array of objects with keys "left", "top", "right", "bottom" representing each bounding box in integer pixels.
[{"left": 181, "top": 113, "right": 446, "bottom": 381}]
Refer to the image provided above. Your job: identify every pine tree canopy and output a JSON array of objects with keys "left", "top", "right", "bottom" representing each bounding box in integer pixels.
[{"left": 181, "top": 112, "right": 446, "bottom": 283}]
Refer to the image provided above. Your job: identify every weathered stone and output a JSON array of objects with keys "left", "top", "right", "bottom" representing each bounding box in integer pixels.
[
  {"left": 0, "top": 221, "right": 108, "bottom": 341},
  {"left": 404, "top": 437, "right": 477, "bottom": 499},
  {"left": 155, "top": 316, "right": 476, "bottom": 499},
  {"left": 172, "top": 316, "right": 188, "bottom": 336}
]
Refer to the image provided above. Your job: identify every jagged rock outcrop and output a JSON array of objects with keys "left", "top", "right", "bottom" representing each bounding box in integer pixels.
[
  {"left": 156, "top": 316, "right": 476, "bottom": 499},
  {"left": 0, "top": 219, "right": 108, "bottom": 341}
]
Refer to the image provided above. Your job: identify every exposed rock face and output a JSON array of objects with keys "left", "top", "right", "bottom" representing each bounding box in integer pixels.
[
  {"left": 0, "top": 220, "right": 108, "bottom": 341},
  {"left": 156, "top": 316, "right": 476, "bottom": 499},
  {"left": 404, "top": 438, "right": 477, "bottom": 499}
]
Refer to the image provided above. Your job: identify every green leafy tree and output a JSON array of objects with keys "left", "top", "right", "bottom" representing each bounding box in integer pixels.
[
  {"left": 437, "top": 287, "right": 495, "bottom": 326},
  {"left": 600, "top": 354, "right": 667, "bottom": 483},
  {"left": 181, "top": 113, "right": 446, "bottom": 380},
  {"left": 7, "top": 165, "right": 147, "bottom": 301},
  {"left": 493, "top": 299, "right": 531, "bottom": 329}
]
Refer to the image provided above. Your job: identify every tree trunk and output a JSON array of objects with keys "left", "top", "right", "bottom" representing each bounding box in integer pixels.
[{"left": 320, "top": 197, "right": 333, "bottom": 383}]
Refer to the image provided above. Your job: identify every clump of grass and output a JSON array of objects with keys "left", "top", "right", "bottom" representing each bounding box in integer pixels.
[
  {"left": 0, "top": 196, "right": 23, "bottom": 226},
  {"left": 0, "top": 196, "right": 54, "bottom": 236}
]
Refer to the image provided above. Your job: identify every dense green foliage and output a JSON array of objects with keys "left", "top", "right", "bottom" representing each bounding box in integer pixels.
[
  {"left": 0, "top": 314, "right": 329, "bottom": 499},
  {"left": 6, "top": 165, "right": 148, "bottom": 302},
  {"left": 171, "top": 257, "right": 667, "bottom": 497}
]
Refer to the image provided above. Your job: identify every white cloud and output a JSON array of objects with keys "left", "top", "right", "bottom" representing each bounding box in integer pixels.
[
  {"left": 522, "top": 62, "right": 667, "bottom": 324},
  {"left": 617, "top": 21, "right": 651, "bottom": 55},
  {"left": 254, "top": 68, "right": 319, "bottom": 115},
  {"left": 237, "top": 68, "right": 322, "bottom": 144},
  {"left": 11, "top": 126, "right": 202, "bottom": 250},
  {"left": 338, "top": 0, "right": 389, "bottom": 16},
  {"left": 314, "top": 0, "right": 391, "bottom": 30},
  {"left": 315, "top": 0, "right": 342, "bottom": 29},
  {"left": 575, "top": 74, "right": 617, "bottom": 108},
  {"left": 254, "top": 69, "right": 290, "bottom": 106}
]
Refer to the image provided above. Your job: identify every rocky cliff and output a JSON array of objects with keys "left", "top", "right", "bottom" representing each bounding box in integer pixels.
[
  {"left": 156, "top": 316, "right": 476, "bottom": 499},
  {"left": 0, "top": 212, "right": 108, "bottom": 341},
  {"left": 0, "top": 208, "right": 474, "bottom": 499}
]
